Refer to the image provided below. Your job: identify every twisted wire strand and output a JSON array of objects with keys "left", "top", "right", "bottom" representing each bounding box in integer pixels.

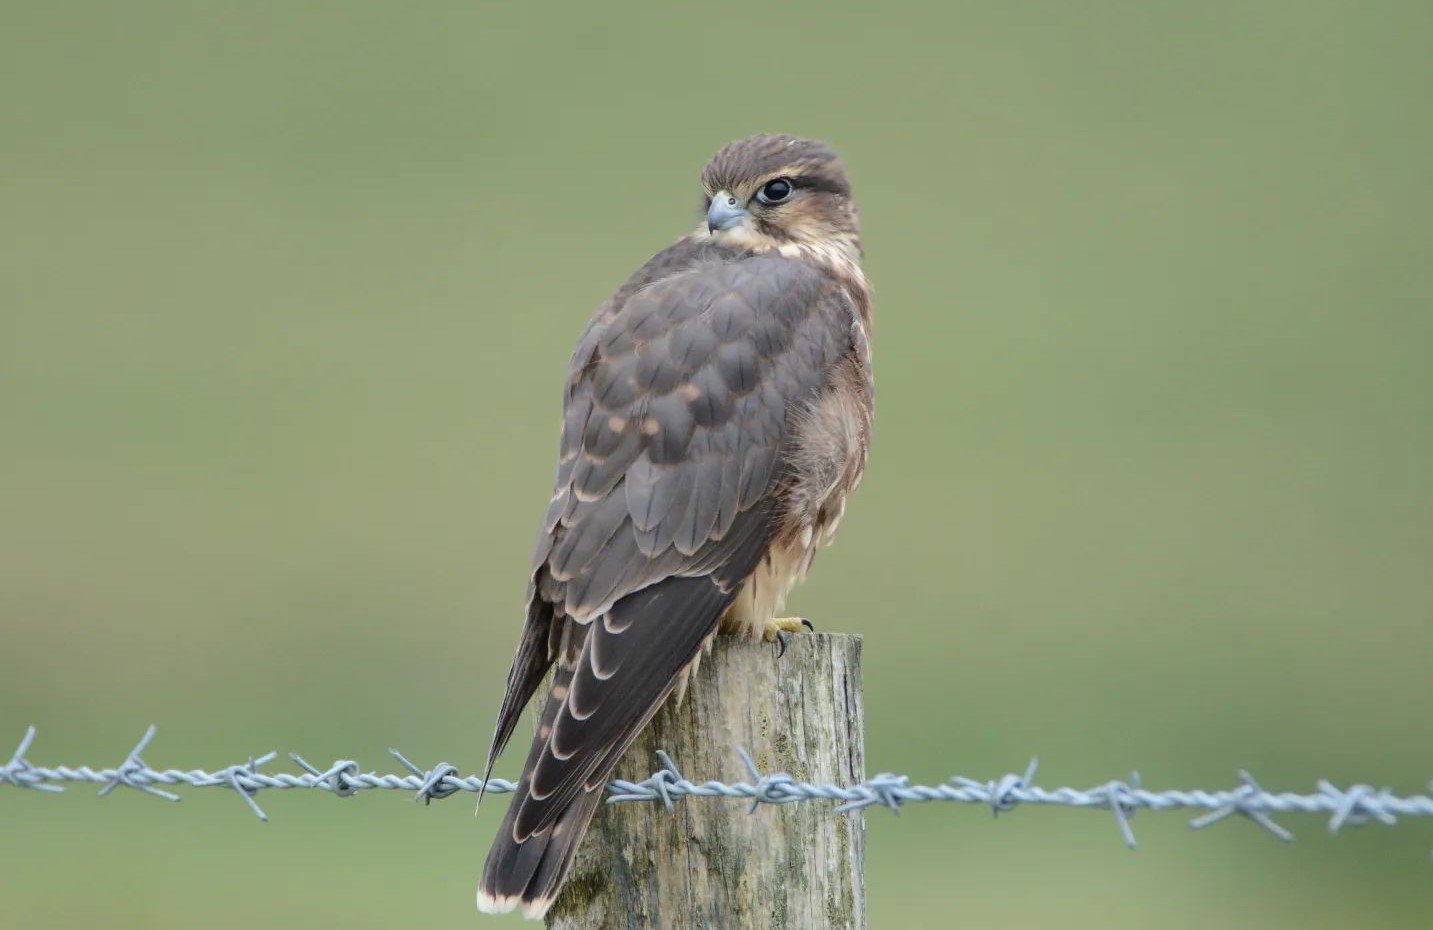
[{"left": 4, "top": 726, "right": 1431, "bottom": 851}]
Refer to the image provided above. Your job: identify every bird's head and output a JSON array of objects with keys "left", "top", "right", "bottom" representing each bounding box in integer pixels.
[{"left": 699, "top": 134, "right": 861, "bottom": 261}]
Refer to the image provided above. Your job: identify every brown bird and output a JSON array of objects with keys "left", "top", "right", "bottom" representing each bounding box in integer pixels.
[{"left": 476, "top": 134, "right": 874, "bottom": 919}]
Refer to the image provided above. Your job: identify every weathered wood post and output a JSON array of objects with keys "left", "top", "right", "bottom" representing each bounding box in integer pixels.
[{"left": 546, "top": 632, "right": 866, "bottom": 930}]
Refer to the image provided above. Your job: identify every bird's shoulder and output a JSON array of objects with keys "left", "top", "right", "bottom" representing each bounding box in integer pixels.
[
  {"left": 569, "top": 236, "right": 851, "bottom": 387},
  {"left": 560, "top": 237, "right": 856, "bottom": 436}
]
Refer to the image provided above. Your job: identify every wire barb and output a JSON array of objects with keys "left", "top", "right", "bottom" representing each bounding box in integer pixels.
[
  {"left": 97, "top": 726, "right": 181, "bottom": 803},
  {"left": 2, "top": 726, "right": 64, "bottom": 794},
  {"left": 289, "top": 755, "right": 362, "bottom": 797},
  {"left": 948, "top": 756, "right": 1040, "bottom": 818},
  {"left": 1096, "top": 773, "right": 1143, "bottom": 849},
  {"left": 1322, "top": 781, "right": 1400, "bottom": 833},
  {"left": 221, "top": 753, "right": 278, "bottom": 821},
  {"left": 5, "top": 726, "right": 1433, "bottom": 857},
  {"left": 389, "top": 749, "right": 462, "bottom": 805},
  {"left": 1188, "top": 770, "right": 1294, "bottom": 842}
]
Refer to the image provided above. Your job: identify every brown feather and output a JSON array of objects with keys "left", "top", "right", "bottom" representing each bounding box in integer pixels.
[{"left": 479, "top": 135, "right": 874, "bottom": 920}]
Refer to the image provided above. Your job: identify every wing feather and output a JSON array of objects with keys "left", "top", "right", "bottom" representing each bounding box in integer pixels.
[
  {"left": 481, "top": 240, "right": 859, "bottom": 916},
  {"left": 519, "top": 509, "right": 770, "bottom": 839}
]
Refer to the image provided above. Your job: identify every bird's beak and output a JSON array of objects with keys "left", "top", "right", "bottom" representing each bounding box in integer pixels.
[{"left": 707, "top": 192, "right": 748, "bottom": 233}]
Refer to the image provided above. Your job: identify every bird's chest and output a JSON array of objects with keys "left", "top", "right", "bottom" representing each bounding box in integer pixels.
[{"left": 783, "top": 349, "right": 872, "bottom": 543}]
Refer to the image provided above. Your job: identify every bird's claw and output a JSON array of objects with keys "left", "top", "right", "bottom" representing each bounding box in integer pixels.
[{"left": 763, "top": 617, "right": 814, "bottom": 658}]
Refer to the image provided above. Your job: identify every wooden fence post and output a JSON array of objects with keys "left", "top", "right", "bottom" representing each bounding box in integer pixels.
[{"left": 546, "top": 632, "right": 866, "bottom": 930}]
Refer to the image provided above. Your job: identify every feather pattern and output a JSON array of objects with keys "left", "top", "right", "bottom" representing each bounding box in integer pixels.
[{"left": 478, "top": 134, "right": 873, "bottom": 921}]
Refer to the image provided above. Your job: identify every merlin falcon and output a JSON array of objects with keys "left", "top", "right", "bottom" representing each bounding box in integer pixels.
[{"left": 477, "top": 134, "right": 874, "bottom": 919}]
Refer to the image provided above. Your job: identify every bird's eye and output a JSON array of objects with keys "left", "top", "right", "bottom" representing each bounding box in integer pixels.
[{"left": 756, "top": 178, "right": 794, "bottom": 205}]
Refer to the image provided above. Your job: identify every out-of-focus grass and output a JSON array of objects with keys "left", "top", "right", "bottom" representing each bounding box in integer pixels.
[{"left": 2, "top": 1, "right": 1431, "bottom": 926}]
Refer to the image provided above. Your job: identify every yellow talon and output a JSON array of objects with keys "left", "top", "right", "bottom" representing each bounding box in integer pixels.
[
  {"left": 762, "top": 617, "right": 812, "bottom": 642},
  {"left": 762, "top": 617, "right": 814, "bottom": 657}
]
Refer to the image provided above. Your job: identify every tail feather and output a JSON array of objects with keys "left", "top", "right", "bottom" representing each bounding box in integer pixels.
[
  {"left": 477, "top": 783, "right": 604, "bottom": 919},
  {"left": 478, "top": 501, "right": 775, "bottom": 918},
  {"left": 479, "top": 596, "right": 556, "bottom": 810},
  {"left": 475, "top": 578, "right": 729, "bottom": 919},
  {"left": 478, "top": 661, "right": 598, "bottom": 920}
]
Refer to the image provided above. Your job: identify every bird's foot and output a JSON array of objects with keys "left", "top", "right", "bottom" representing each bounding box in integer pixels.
[{"left": 763, "top": 617, "right": 814, "bottom": 658}]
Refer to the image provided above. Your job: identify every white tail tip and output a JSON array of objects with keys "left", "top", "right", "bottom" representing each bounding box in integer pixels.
[{"left": 476, "top": 889, "right": 517, "bottom": 915}]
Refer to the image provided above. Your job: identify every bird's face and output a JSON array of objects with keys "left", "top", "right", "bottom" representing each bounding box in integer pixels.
[{"left": 699, "top": 134, "right": 861, "bottom": 260}]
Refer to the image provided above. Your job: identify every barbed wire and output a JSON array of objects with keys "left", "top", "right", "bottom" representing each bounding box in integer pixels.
[{"left": 4, "top": 726, "right": 1432, "bottom": 851}]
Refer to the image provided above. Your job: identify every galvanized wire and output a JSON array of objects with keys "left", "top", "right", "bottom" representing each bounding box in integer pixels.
[{"left": 4, "top": 726, "right": 1431, "bottom": 850}]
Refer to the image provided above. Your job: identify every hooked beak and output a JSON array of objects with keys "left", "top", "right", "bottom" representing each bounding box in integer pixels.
[{"left": 707, "top": 191, "right": 748, "bottom": 233}]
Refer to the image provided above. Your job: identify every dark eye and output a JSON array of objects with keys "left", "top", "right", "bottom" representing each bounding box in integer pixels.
[{"left": 756, "top": 178, "right": 794, "bottom": 205}]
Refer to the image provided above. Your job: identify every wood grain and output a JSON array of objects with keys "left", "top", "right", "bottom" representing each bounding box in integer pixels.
[{"left": 547, "top": 632, "right": 866, "bottom": 930}]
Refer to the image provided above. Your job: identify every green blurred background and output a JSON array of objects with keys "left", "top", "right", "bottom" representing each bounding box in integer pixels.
[{"left": 3, "top": 1, "right": 1431, "bottom": 926}]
